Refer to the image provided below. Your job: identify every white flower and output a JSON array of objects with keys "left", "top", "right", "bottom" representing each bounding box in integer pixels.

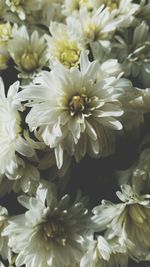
[
  {"left": 3, "top": 181, "right": 91, "bottom": 267},
  {"left": 0, "top": 159, "right": 40, "bottom": 197},
  {"left": 118, "top": 149, "right": 150, "bottom": 195},
  {"left": 27, "top": 0, "right": 64, "bottom": 29},
  {"left": 80, "top": 229, "right": 133, "bottom": 267},
  {"left": 80, "top": 235, "right": 111, "bottom": 267},
  {"left": 45, "top": 22, "right": 84, "bottom": 68},
  {"left": 8, "top": 25, "right": 48, "bottom": 80},
  {"left": 62, "top": 0, "right": 101, "bottom": 16},
  {"left": 0, "top": 78, "right": 35, "bottom": 175},
  {"left": 92, "top": 184, "right": 150, "bottom": 260},
  {"left": 0, "top": 206, "right": 10, "bottom": 261},
  {"left": 17, "top": 52, "right": 129, "bottom": 168},
  {"left": 101, "top": 0, "right": 139, "bottom": 27},
  {"left": 106, "top": 237, "right": 129, "bottom": 267},
  {"left": 113, "top": 22, "right": 150, "bottom": 87},
  {"left": 5, "top": 0, "right": 42, "bottom": 20},
  {"left": 67, "top": 6, "right": 123, "bottom": 46}
]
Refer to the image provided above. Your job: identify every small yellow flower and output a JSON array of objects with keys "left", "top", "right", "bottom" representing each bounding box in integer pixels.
[
  {"left": 56, "top": 39, "right": 80, "bottom": 68},
  {"left": 20, "top": 51, "right": 39, "bottom": 72},
  {"left": 0, "top": 23, "right": 12, "bottom": 45},
  {"left": 105, "top": 0, "right": 119, "bottom": 11}
]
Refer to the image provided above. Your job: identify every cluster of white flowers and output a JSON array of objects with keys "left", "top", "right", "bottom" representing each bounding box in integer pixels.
[{"left": 0, "top": 0, "right": 150, "bottom": 266}]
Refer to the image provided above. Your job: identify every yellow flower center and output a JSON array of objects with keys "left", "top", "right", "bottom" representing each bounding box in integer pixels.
[
  {"left": 20, "top": 51, "right": 39, "bottom": 72},
  {"left": 0, "top": 23, "right": 12, "bottom": 44},
  {"left": 69, "top": 94, "right": 90, "bottom": 116},
  {"left": 106, "top": 0, "right": 119, "bottom": 11},
  {"left": 80, "top": 0, "right": 93, "bottom": 10},
  {"left": 68, "top": 0, "right": 93, "bottom": 12},
  {"left": 57, "top": 40, "right": 80, "bottom": 68},
  {"left": 85, "top": 23, "right": 100, "bottom": 41}
]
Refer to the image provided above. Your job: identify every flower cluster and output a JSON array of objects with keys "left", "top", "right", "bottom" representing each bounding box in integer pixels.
[{"left": 0, "top": 0, "right": 150, "bottom": 266}]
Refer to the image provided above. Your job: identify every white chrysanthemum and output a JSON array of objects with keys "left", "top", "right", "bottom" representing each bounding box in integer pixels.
[
  {"left": 0, "top": 206, "right": 10, "bottom": 261},
  {"left": 45, "top": 22, "right": 84, "bottom": 68},
  {"left": 113, "top": 22, "right": 150, "bottom": 87},
  {"left": 80, "top": 235, "right": 111, "bottom": 267},
  {"left": 62, "top": 0, "right": 102, "bottom": 16},
  {"left": 118, "top": 149, "right": 150, "bottom": 195},
  {"left": 8, "top": 25, "right": 48, "bottom": 80},
  {"left": 116, "top": 86, "right": 147, "bottom": 132},
  {"left": 27, "top": 0, "right": 64, "bottom": 29},
  {"left": 0, "top": 159, "right": 40, "bottom": 197},
  {"left": 17, "top": 52, "right": 129, "bottom": 168},
  {"left": 67, "top": 6, "right": 123, "bottom": 46},
  {"left": 81, "top": 229, "right": 134, "bottom": 267},
  {"left": 3, "top": 181, "right": 91, "bottom": 267},
  {"left": 5, "top": 0, "right": 42, "bottom": 20},
  {"left": 0, "top": 78, "right": 35, "bottom": 175},
  {"left": 101, "top": 0, "right": 139, "bottom": 27},
  {"left": 92, "top": 184, "right": 150, "bottom": 260}
]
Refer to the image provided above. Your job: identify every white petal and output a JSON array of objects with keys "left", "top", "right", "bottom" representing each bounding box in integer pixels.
[
  {"left": 55, "top": 144, "right": 63, "bottom": 169},
  {"left": 16, "top": 136, "right": 35, "bottom": 157}
]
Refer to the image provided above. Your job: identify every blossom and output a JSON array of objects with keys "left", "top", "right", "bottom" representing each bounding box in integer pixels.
[
  {"left": 118, "top": 149, "right": 150, "bottom": 195},
  {"left": 92, "top": 184, "right": 150, "bottom": 260},
  {"left": 5, "top": 0, "right": 42, "bottom": 20},
  {"left": 0, "top": 160, "right": 40, "bottom": 197},
  {"left": 80, "top": 229, "right": 134, "bottom": 267},
  {"left": 45, "top": 22, "right": 83, "bottom": 68},
  {"left": 62, "top": 0, "right": 101, "bottom": 16},
  {"left": 17, "top": 52, "right": 130, "bottom": 168},
  {"left": 8, "top": 25, "right": 48, "bottom": 80},
  {"left": 0, "top": 206, "right": 10, "bottom": 261},
  {"left": 3, "top": 181, "right": 91, "bottom": 267},
  {"left": 101, "top": 0, "right": 139, "bottom": 27},
  {"left": 80, "top": 235, "right": 111, "bottom": 267},
  {"left": 113, "top": 22, "right": 150, "bottom": 87},
  {"left": 67, "top": 5, "right": 124, "bottom": 46},
  {"left": 0, "top": 78, "right": 35, "bottom": 176}
]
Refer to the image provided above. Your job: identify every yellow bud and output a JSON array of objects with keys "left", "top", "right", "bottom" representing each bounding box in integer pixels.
[
  {"left": 20, "top": 51, "right": 39, "bottom": 72},
  {"left": 0, "top": 23, "right": 12, "bottom": 44},
  {"left": 57, "top": 40, "right": 80, "bottom": 68},
  {"left": 85, "top": 23, "right": 100, "bottom": 41}
]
